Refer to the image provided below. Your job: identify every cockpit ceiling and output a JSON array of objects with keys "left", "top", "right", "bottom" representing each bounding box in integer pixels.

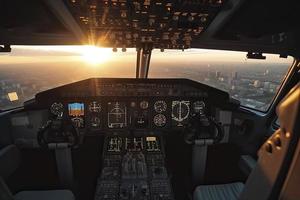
[
  {"left": 0, "top": 0, "right": 299, "bottom": 56},
  {"left": 63, "top": 0, "right": 225, "bottom": 49}
]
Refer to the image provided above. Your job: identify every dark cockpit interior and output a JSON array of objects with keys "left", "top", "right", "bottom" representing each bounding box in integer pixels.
[{"left": 0, "top": 0, "right": 300, "bottom": 200}]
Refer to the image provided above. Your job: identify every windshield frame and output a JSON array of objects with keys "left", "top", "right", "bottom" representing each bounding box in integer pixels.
[{"left": 264, "top": 58, "right": 299, "bottom": 114}]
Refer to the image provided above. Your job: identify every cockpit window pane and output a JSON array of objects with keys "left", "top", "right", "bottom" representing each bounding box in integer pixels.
[
  {"left": 0, "top": 46, "right": 293, "bottom": 111},
  {"left": 0, "top": 46, "right": 136, "bottom": 110},
  {"left": 149, "top": 49, "right": 293, "bottom": 111}
]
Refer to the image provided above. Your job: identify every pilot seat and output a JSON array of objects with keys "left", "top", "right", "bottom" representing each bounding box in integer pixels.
[
  {"left": 194, "top": 82, "right": 300, "bottom": 200},
  {"left": 0, "top": 144, "right": 74, "bottom": 200}
]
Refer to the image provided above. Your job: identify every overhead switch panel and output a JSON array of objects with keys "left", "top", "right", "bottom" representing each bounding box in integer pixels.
[{"left": 65, "top": 0, "right": 226, "bottom": 49}]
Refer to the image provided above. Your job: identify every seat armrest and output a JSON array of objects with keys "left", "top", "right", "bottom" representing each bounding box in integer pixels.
[{"left": 238, "top": 155, "right": 256, "bottom": 177}]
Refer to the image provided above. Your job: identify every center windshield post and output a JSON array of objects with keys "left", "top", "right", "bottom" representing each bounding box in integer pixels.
[{"left": 136, "top": 43, "right": 153, "bottom": 79}]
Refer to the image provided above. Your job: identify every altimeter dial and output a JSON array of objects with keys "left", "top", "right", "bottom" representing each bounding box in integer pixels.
[
  {"left": 50, "top": 102, "right": 64, "bottom": 116},
  {"left": 153, "top": 114, "right": 167, "bottom": 127},
  {"left": 154, "top": 100, "right": 167, "bottom": 113}
]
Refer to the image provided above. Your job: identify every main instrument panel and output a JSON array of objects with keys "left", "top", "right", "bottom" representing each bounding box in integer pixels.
[
  {"left": 32, "top": 78, "right": 232, "bottom": 133},
  {"left": 50, "top": 99, "right": 206, "bottom": 131}
]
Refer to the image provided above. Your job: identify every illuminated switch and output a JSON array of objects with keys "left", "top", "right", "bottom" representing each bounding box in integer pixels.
[
  {"left": 172, "top": 15, "right": 179, "bottom": 20},
  {"left": 109, "top": 34, "right": 115, "bottom": 40},
  {"left": 159, "top": 23, "right": 166, "bottom": 28},
  {"left": 173, "top": 32, "right": 180, "bottom": 39},
  {"left": 162, "top": 33, "right": 169, "bottom": 40},
  {"left": 200, "top": 16, "right": 207, "bottom": 23},
  {"left": 188, "top": 16, "right": 194, "bottom": 21},
  {"left": 133, "top": 33, "right": 139, "bottom": 39},
  {"left": 121, "top": 10, "right": 127, "bottom": 18},
  {"left": 125, "top": 33, "right": 131, "bottom": 39},
  {"left": 148, "top": 18, "right": 155, "bottom": 26},
  {"left": 144, "top": 0, "right": 150, "bottom": 6},
  {"left": 132, "top": 22, "right": 138, "bottom": 28},
  {"left": 133, "top": 2, "right": 141, "bottom": 10}
]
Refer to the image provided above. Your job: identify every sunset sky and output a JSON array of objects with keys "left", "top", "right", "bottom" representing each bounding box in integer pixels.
[{"left": 0, "top": 45, "right": 293, "bottom": 67}]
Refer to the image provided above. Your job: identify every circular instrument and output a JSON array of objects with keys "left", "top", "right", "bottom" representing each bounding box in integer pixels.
[
  {"left": 71, "top": 117, "right": 84, "bottom": 128},
  {"left": 153, "top": 114, "right": 167, "bottom": 127},
  {"left": 140, "top": 100, "right": 149, "bottom": 109},
  {"left": 172, "top": 101, "right": 190, "bottom": 122},
  {"left": 154, "top": 100, "right": 167, "bottom": 113},
  {"left": 90, "top": 116, "right": 101, "bottom": 127},
  {"left": 50, "top": 102, "right": 64, "bottom": 116},
  {"left": 89, "top": 101, "right": 101, "bottom": 113}
]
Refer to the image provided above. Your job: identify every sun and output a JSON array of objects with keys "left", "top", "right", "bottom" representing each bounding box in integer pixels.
[{"left": 80, "top": 45, "right": 112, "bottom": 65}]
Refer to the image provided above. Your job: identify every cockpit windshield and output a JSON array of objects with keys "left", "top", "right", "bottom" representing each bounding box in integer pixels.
[{"left": 0, "top": 46, "right": 293, "bottom": 111}]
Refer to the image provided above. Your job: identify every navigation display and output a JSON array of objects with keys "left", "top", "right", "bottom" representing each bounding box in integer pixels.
[
  {"left": 68, "top": 103, "right": 84, "bottom": 116},
  {"left": 107, "top": 102, "right": 127, "bottom": 128}
]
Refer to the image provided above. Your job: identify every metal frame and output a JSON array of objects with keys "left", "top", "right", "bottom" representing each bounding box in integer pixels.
[
  {"left": 43, "top": 0, "right": 86, "bottom": 43},
  {"left": 136, "top": 43, "right": 153, "bottom": 79},
  {"left": 0, "top": 45, "right": 11, "bottom": 53}
]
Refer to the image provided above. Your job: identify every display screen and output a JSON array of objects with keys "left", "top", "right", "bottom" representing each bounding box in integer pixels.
[
  {"left": 68, "top": 103, "right": 84, "bottom": 116},
  {"left": 107, "top": 102, "right": 127, "bottom": 128}
]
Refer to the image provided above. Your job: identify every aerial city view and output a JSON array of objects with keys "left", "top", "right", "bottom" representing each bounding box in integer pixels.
[
  {"left": 0, "top": 46, "right": 292, "bottom": 111},
  {"left": 151, "top": 61, "right": 290, "bottom": 111}
]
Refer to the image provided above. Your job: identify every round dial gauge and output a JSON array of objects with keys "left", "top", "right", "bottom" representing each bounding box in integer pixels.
[
  {"left": 71, "top": 117, "right": 84, "bottom": 128},
  {"left": 50, "top": 102, "right": 64, "bottom": 116},
  {"left": 140, "top": 100, "right": 149, "bottom": 109},
  {"left": 153, "top": 114, "right": 167, "bottom": 127},
  {"left": 154, "top": 100, "right": 167, "bottom": 113},
  {"left": 89, "top": 101, "right": 101, "bottom": 113},
  {"left": 90, "top": 116, "right": 101, "bottom": 127},
  {"left": 172, "top": 101, "right": 190, "bottom": 122},
  {"left": 193, "top": 101, "right": 205, "bottom": 114}
]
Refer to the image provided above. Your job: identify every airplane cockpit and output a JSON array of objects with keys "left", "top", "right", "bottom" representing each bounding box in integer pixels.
[{"left": 0, "top": 0, "right": 299, "bottom": 200}]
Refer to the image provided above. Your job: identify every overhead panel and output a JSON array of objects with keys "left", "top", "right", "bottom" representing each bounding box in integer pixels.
[{"left": 64, "top": 0, "right": 226, "bottom": 49}]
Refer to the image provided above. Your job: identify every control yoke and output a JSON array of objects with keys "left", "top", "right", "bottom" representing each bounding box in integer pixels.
[
  {"left": 37, "top": 115, "right": 79, "bottom": 149},
  {"left": 184, "top": 114, "right": 224, "bottom": 146}
]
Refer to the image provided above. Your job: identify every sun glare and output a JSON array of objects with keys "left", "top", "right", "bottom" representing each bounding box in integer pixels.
[{"left": 80, "top": 46, "right": 112, "bottom": 65}]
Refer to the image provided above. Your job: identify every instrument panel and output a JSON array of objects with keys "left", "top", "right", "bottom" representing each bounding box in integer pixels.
[
  {"left": 33, "top": 78, "right": 233, "bottom": 133},
  {"left": 50, "top": 99, "right": 207, "bottom": 131}
]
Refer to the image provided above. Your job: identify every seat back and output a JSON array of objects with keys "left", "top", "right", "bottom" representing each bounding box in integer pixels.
[
  {"left": 0, "top": 145, "right": 21, "bottom": 180},
  {"left": 0, "top": 145, "right": 21, "bottom": 200},
  {"left": 240, "top": 82, "right": 300, "bottom": 200}
]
